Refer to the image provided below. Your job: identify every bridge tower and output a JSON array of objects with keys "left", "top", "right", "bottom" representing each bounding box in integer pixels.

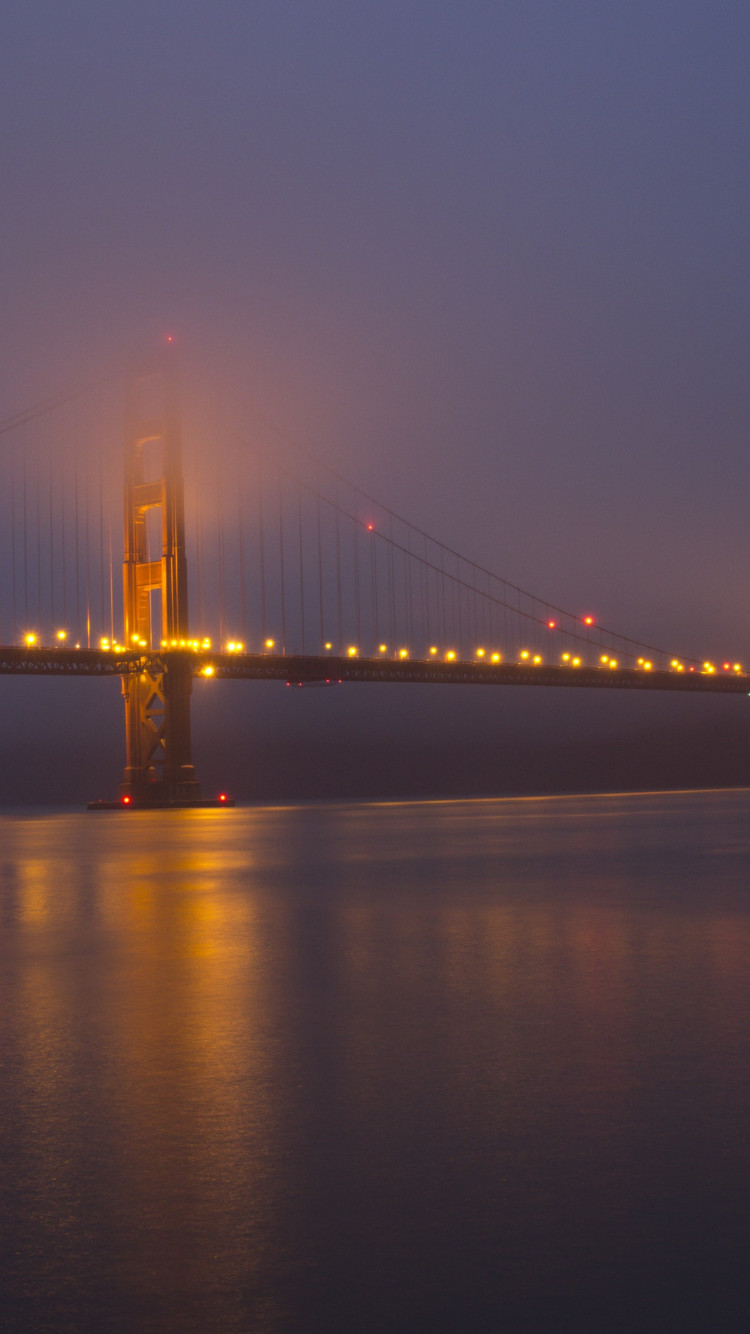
[{"left": 119, "top": 353, "right": 202, "bottom": 805}]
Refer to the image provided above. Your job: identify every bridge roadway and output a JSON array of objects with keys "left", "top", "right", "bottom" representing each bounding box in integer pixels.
[{"left": 0, "top": 646, "right": 747, "bottom": 695}]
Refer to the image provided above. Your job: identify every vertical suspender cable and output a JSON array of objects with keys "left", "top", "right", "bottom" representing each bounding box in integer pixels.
[
  {"left": 423, "top": 535, "right": 430, "bottom": 648},
  {"left": 109, "top": 511, "right": 114, "bottom": 643},
  {"left": 11, "top": 440, "right": 17, "bottom": 640},
  {"left": 73, "top": 452, "right": 81, "bottom": 642},
  {"left": 35, "top": 455, "right": 42, "bottom": 629},
  {"left": 98, "top": 443, "right": 106, "bottom": 633},
  {"left": 335, "top": 486, "right": 342, "bottom": 652},
  {"left": 278, "top": 474, "right": 286, "bottom": 654},
  {"left": 189, "top": 477, "right": 198, "bottom": 636},
  {"left": 405, "top": 546, "right": 413, "bottom": 651},
  {"left": 259, "top": 471, "right": 267, "bottom": 641},
  {"left": 217, "top": 481, "right": 225, "bottom": 648},
  {"left": 517, "top": 587, "right": 522, "bottom": 657},
  {"left": 238, "top": 479, "right": 247, "bottom": 642},
  {"left": 419, "top": 550, "right": 427, "bottom": 652},
  {"left": 84, "top": 472, "right": 91, "bottom": 648},
  {"left": 61, "top": 431, "right": 67, "bottom": 632},
  {"left": 458, "top": 560, "right": 465, "bottom": 658},
  {"left": 370, "top": 528, "right": 378, "bottom": 647},
  {"left": 197, "top": 487, "right": 206, "bottom": 639},
  {"left": 353, "top": 508, "right": 361, "bottom": 647},
  {"left": 22, "top": 441, "right": 29, "bottom": 630},
  {"left": 49, "top": 468, "right": 55, "bottom": 632},
  {"left": 297, "top": 481, "right": 305, "bottom": 654},
  {"left": 387, "top": 519, "right": 395, "bottom": 647},
  {"left": 316, "top": 493, "right": 324, "bottom": 648}
]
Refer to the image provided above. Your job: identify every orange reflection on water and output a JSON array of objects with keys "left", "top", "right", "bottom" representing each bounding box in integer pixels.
[
  {"left": 3, "top": 792, "right": 750, "bottom": 1330},
  {"left": 4, "top": 810, "right": 286, "bottom": 1327}
]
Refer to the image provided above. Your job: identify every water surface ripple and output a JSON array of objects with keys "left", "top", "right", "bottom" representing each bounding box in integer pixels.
[{"left": 2, "top": 790, "right": 750, "bottom": 1332}]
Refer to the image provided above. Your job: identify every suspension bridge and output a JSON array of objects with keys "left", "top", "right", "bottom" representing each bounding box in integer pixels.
[{"left": 0, "top": 350, "right": 746, "bottom": 807}]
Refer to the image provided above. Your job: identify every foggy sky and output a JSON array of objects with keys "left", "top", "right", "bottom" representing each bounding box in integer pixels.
[{"left": 2, "top": 2, "right": 749, "bottom": 801}]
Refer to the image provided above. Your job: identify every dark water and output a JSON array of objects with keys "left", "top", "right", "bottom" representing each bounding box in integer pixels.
[{"left": 2, "top": 790, "right": 750, "bottom": 1333}]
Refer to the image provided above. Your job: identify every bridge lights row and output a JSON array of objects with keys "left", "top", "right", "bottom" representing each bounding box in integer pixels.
[
  {"left": 12, "top": 630, "right": 747, "bottom": 677},
  {"left": 158, "top": 637, "right": 213, "bottom": 651},
  {"left": 24, "top": 630, "right": 81, "bottom": 648}
]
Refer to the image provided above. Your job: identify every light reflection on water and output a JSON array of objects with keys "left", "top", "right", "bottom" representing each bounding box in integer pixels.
[{"left": 2, "top": 791, "right": 750, "bottom": 1332}]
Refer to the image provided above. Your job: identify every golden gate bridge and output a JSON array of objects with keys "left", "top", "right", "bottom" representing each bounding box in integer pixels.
[{"left": 0, "top": 350, "right": 746, "bottom": 807}]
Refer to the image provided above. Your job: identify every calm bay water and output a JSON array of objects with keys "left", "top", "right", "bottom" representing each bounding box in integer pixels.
[{"left": 2, "top": 790, "right": 750, "bottom": 1333}]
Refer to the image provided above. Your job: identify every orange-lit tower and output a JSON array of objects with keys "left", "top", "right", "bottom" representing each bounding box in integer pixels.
[{"left": 119, "top": 352, "right": 202, "bottom": 804}]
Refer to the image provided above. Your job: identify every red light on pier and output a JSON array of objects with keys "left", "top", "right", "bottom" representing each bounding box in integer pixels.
[
  {"left": 122, "top": 795, "right": 131, "bottom": 805},
  {"left": 218, "top": 793, "right": 227, "bottom": 803}
]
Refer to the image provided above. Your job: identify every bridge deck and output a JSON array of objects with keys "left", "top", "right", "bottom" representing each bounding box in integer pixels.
[{"left": 0, "top": 647, "right": 746, "bottom": 695}]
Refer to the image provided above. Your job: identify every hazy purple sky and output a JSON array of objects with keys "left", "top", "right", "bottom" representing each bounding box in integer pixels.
[{"left": 2, "top": 2, "right": 749, "bottom": 798}]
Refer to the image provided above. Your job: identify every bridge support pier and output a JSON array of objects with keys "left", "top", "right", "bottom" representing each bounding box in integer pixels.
[{"left": 119, "top": 654, "right": 201, "bottom": 805}]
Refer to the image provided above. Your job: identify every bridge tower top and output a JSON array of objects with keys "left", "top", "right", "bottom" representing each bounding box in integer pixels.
[{"left": 123, "top": 350, "right": 189, "bottom": 649}]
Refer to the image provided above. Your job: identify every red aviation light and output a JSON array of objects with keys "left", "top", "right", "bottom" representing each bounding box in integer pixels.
[
  {"left": 366, "top": 522, "right": 374, "bottom": 531},
  {"left": 547, "top": 620, "right": 556, "bottom": 629},
  {"left": 583, "top": 615, "right": 594, "bottom": 626}
]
